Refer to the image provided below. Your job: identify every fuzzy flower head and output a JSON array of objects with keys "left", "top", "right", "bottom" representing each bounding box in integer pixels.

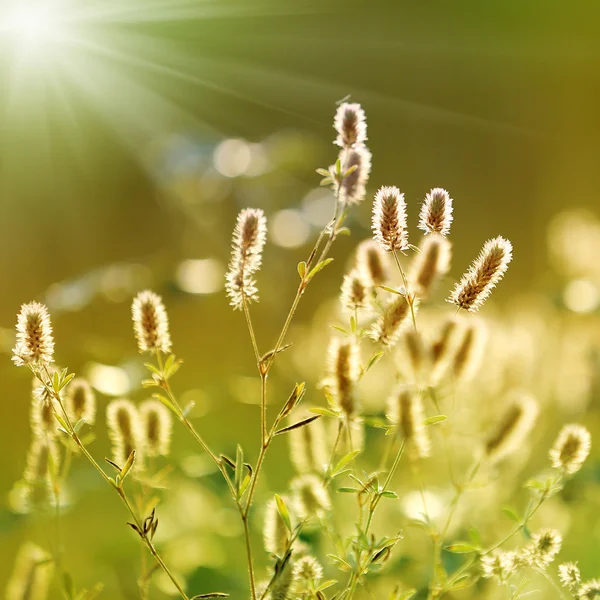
[
  {"left": 549, "top": 424, "right": 591, "bottom": 476},
  {"left": 356, "top": 239, "right": 390, "bottom": 287},
  {"left": 263, "top": 497, "right": 292, "bottom": 557},
  {"left": 334, "top": 102, "right": 367, "bottom": 148},
  {"left": 139, "top": 399, "right": 173, "bottom": 457},
  {"left": 30, "top": 377, "right": 59, "bottom": 439},
  {"left": 451, "top": 319, "right": 487, "bottom": 383},
  {"left": 418, "top": 188, "right": 454, "bottom": 237},
  {"left": 578, "top": 580, "right": 600, "bottom": 599},
  {"left": 292, "top": 474, "right": 331, "bottom": 519},
  {"left": 12, "top": 302, "right": 55, "bottom": 367},
  {"left": 5, "top": 542, "right": 54, "bottom": 600},
  {"left": 387, "top": 388, "right": 430, "bottom": 459},
  {"left": 558, "top": 562, "right": 581, "bottom": 591},
  {"left": 522, "top": 529, "right": 562, "bottom": 569},
  {"left": 132, "top": 291, "right": 172, "bottom": 354},
  {"left": 449, "top": 236, "right": 513, "bottom": 312},
  {"left": 65, "top": 378, "right": 96, "bottom": 426},
  {"left": 327, "top": 337, "right": 360, "bottom": 417},
  {"left": 289, "top": 413, "right": 328, "bottom": 474},
  {"left": 337, "top": 145, "right": 372, "bottom": 205},
  {"left": 372, "top": 186, "right": 409, "bottom": 253},
  {"left": 106, "top": 399, "right": 143, "bottom": 470},
  {"left": 370, "top": 295, "right": 417, "bottom": 348},
  {"left": 340, "top": 268, "right": 370, "bottom": 313},
  {"left": 481, "top": 551, "right": 517, "bottom": 582},
  {"left": 225, "top": 208, "right": 267, "bottom": 310},
  {"left": 293, "top": 555, "right": 324, "bottom": 584},
  {"left": 410, "top": 234, "right": 452, "bottom": 299}
]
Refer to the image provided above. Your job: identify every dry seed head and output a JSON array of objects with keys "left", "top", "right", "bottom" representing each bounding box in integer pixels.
[
  {"left": 293, "top": 555, "right": 323, "bottom": 583},
  {"left": 429, "top": 317, "right": 461, "bottom": 384},
  {"left": 370, "top": 295, "right": 417, "bottom": 348},
  {"left": 558, "top": 562, "right": 581, "bottom": 591},
  {"left": 132, "top": 290, "right": 172, "bottom": 354},
  {"left": 410, "top": 234, "right": 452, "bottom": 299},
  {"left": 451, "top": 319, "right": 487, "bottom": 382},
  {"left": 481, "top": 551, "right": 516, "bottom": 581},
  {"left": 334, "top": 102, "right": 367, "bottom": 148},
  {"left": 288, "top": 413, "right": 328, "bottom": 474},
  {"left": 387, "top": 388, "right": 430, "bottom": 459},
  {"left": 337, "top": 145, "right": 372, "bottom": 205},
  {"left": 340, "top": 268, "right": 370, "bottom": 313},
  {"left": 449, "top": 236, "right": 513, "bottom": 311},
  {"left": 372, "top": 186, "right": 409, "bottom": 253},
  {"left": 327, "top": 337, "right": 360, "bottom": 417},
  {"left": 549, "top": 424, "right": 591, "bottom": 476},
  {"left": 106, "top": 399, "right": 144, "bottom": 470},
  {"left": 485, "top": 392, "right": 539, "bottom": 463},
  {"left": 24, "top": 437, "right": 60, "bottom": 485},
  {"left": 65, "top": 378, "right": 96, "bottom": 426},
  {"left": 5, "top": 542, "right": 54, "bottom": 600},
  {"left": 225, "top": 207, "right": 267, "bottom": 310},
  {"left": 418, "top": 188, "right": 454, "bottom": 236},
  {"left": 140, "top": 399, "right": 173, "bottom": 457},
  {"left": 12, "top": 302, "right": 54, "bottom": 368},
  {"left": 263, "top": 497, "right": 292, "bottom": 556},
  {"left": 578, "top": 580, "right": 600, "bottom": 599},
  {"left": 356, "top": 239, "right": 390, "bottom": 287},
  {"left": 521, "top": 529, "right": 562, "bottom": 569},
  {"left": 292, "top": 474, "right": 331, "bottom": 519}
]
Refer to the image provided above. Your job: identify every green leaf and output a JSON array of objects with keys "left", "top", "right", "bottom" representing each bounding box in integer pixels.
[
  {"left": 501, "top": 507, "right": 521, "bottom": 523},
  {"left": 308, "top": 407, "right": 339, "bottom": 418},
  {"left": 307, "top": 258, "right": 334, "bottom": 281},
  {"left": 235, "top": 445, "right": 244, "bottom": 493},
  {"left": 337, "top": 487, "right": 359, "bottom": 493},
  {"left": 444, "top": 543, "right": 478, "bottom": 554},
  {"left": 330, "top": 325, "right": 349, "bottom": 335},
  {"left": 274, "top": 494, "right": 292, "bottom": 533},
  {"left": 297, "top": 261, "right": 307, "bottom": 279},
  {"left": 274, "top": 415, "right": 322, "bottom": 436},
  {"left": 364, "top": 351, "right": 384, "bottom": 374},
  {"left": 190, "top": 595, "right": 229, "bottom": 599},
  {"left": 152, "top": 394, "right": 179, "bottom": 417},
  {"left": 332, "top": 450, "right": 360, "bottom": 476},
  {"left": 378, "top": 285, "right": 405, "bottom": 296},
  {"left": 422, "top": 415, "right": 448, "bottom": 427},
  {"left": 380, "top": 491, "right": 398, "bottom": 499}
]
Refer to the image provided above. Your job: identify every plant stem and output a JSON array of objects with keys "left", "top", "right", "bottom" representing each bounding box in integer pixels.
[{"left": 392, "top": 250, "right": 418, "bottom": 333}]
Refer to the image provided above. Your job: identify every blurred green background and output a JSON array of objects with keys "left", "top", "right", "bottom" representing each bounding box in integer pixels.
[{"left": 1, "top": 0, "right": 599, "bottom": 597}]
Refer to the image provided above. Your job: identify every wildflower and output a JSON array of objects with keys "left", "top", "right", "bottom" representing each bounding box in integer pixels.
[
  {"left": 578, "top": 580, "right": 600, "bottom": 599},
  {"left": 418, "top": 188, "right": 454, "bottom": 236},
  {"left": 132, "top": 291, "right": 172, "bottom": 354},
  {"left": 263, "top": 497, "right": 292, "bottom": 556},
  {"left": 481, "top": 551, "right": 516, "bottom": 581},
  {"left": 270, "top": 561, "right": 294, "bottom": 600},
  {"left": 403, "top": 330, "right": 425, "bottom": 381},
  {"left": 64, "top": 378, "right": 96, "bottom": 426},
  {"left": 12, "top": 302, "right": 54, "bottom": 367},
  {"left": 24, "top": 438, "right": 60, "bottom": 485},
  {"left": 30, "top": 386, "right": 58, "bottom": 439},
  {"left": 449, "top": 236, "right": 513, "bottom": 312},
  {"left": 340, "top": 268, "right": 370, "bottom": 313},
  {"left": 372, "top": 186, "right": 409, "bottom": 253},
  {"left": 139, "top": 399, "right": 173, "bottom": 457},
  {"left": 485, "top": 393, "right": 539, "bottom": 462},
  {"left": 549, "top": 424, "right": 591, "bottom": 476},
  {"left": 106, "top": 399, "right": 143, "bottom": 470},
  {"left": 327, "top": 338, "right": 360, "bottom": 417},
  {"left": 410, "top": 234, "right": 452, "bottom": 298},
  {"left": 289, "top": 415, "right": 328, "bottom": 474},
  {"left": 5, "top": 542, "right": 54, "bottom": 600},
  {"left": 429, "top": 317, "right": 460, "bottom": 384},
  {"left": 334, "top": 102, "right": 367, "bottom": 148},
  {"left": 356, "top": 239, "right": 390, "bottom": 286},
  {"left": 370, "top": 295, "right": 417, "bottom": 348},
  {"left": 451, "top": 319, "right": 487, "bottom": 382},
  {"left": 387, "top": 388, "right": 430, "bottom": 459},
  {"left": 225, "top": 208, "right": 268, "bottom": 310},
  {"left": 293, "top": 555, "right": 323, "bottom": 583},
  {"left": 558, "top": 562, "right": 581, "bottom": 591},
  {"left": 521, "top": 529, "right": 562, "bottom": 569},
  {"left": 337, "top": 145, "right": 372, "bottom": 205},
  {"left": 292, "top": 474, "right": 331, "bottom": 519}
]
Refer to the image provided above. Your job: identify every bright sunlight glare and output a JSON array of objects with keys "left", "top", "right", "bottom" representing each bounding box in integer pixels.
[{"left": 3, "top": 4, "right": 63, "bottom": 49}]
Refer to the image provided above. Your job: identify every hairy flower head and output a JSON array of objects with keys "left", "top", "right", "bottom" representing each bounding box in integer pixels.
[
  {"left": 139, "top": 399, "right": 173, "bottom": 457},
  {"left": 549, "top": 424, "right": 591, "bottom": 476},
  {"left": 132, "top": 290, "right": 172, "bottom": 354},
  {"left": 372, "top": 186, "right": 409, "bottom": 252},
  {"left": 292, "top": 474, "right": 331, "bottom": 519},
  {"left": 356, "top": 239, "right": 390, "bottom": 287},
  {"left": 289, "top": 413, "right": 328, "bottom": 474},
  {"left": 387, "top": 388, "right": 430, "bottom": 459},
  {"left": 410, "top": 234, "right": 452, "bottom": 299},
  {"left": 334, "top": 102, "right": 367, "bottom": 148},
  {"left": 337, "top": 145, "right": 372, "bottom": 205},
  {"left": 449, "top": 236, "right": 513, "bottom": 311},
  {"left": 370, "top": 295, "right": 417, "bottom": 348},
  {"left": 418, "top": 188, "right": 454, "bottom": 236},
  {"left": 5, "top": 542, "right": 54, "bottom": 600},
  {"left": 578, "top": 579, "right": 600, "bottom": 599},
  {"left": 263, "top": 497, "right": 292, "bottom": 557},
  {"left": 293, "top": 555, "right": 323, "bottom": 584},
  {"left": 65, "top": 378, "right": 96, "bottom": 426},
  {"left": 12, "top": 302, "right": 54, "bottom": 367},
  {"left": 521, "top": 529, "right": 562, "bottom": 569},
  {"left": 481, "top": 551, "right": 516, "bottom": 582},
  {"left": 106, "top": 399, "right": 143, "bottom": 470},
  {"left": 340, "top": 268, "right": 370, "bottom": 313},
  {"left": 558, "top": 562, "right": 581, "bottom": 591},
  {"left": 327, "top": 337, "right": 360, "bottom": 417}
]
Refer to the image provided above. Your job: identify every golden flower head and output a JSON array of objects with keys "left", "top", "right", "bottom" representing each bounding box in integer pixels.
[
  {"left": 30, "top": 374, "right": 59, "bottom": 439},
  {"left": 370, "top": 294, "right": 417, "bottom": 348},
  {"left": 449, "top": 236, "right": 513, "bottom": 312},
  {"left": 292, "top": 474, "right": 331, "bottom": 519},
  {"left": 372, "top": 186, "right": 409, "bottom": 253},
  {"left": 5, "top": 542, "right": 54, "bottom": 600},
  {"left": 485, "top": 392, "right": 539, "bottom": 463},
  {"left": 356, "top": 239, "right": 391, "bottom": 287},
  {"left": 451, "top": 318, "right": 487, "bottom": 383},
  {"left": 418, "top": 188, "right": 454, "bottom": 237},
  {"left": 139, "top": 399, "right": 173, "bottom": 457},
  {"left": 334, "top": 101, "right": 367, "bottom": 148},
  {"left": 578, "top": 579, "right": 600, "bottom": 600},
  {"left": 327, "top": 337, "right": 360, "bottom": 417},
  {"left": 293, "top": 555, "right": 323, "bottom": 583},
  {"left": 24, "top": 437, "right": 60, "bottom": 485},
  {"left": 387, "top": 387, "right": 430, "bottom": 459},
  {"left": 521, "top": 529, "right": 562, "bottom": 569},
  {"left": 132, "top": 290, "right": 172, "bottom": 354},
  {"left": 337, "top": 144, "right": 372, "bottom": 205},
  {"left": 263, "top": 497, "right": 292, "bottom": 557},
  {"left": 65, "top": 378, "right": 96, "bottom": 426},
  {"left": 12, "top": 302, "right": 54, "bottom": 367},
  {"left": 106, "top": 399, "right": 143, "bottom": 470},
  {"left": 429, "top": 316, "right": 461, "bottom": 384},
  {"left": 288, "top": 412, "right": 328, "bottom": 474},
  {"left": 340, "top": 268, "right": 370, "bottom": 313},
  {"left": 410, "top": 234, "right": 452, "bottom": 299},
  {"left": 549, "top": 424, "right": 591, "bottom": 476},
  {"left": 481, "top": 551, "right": 516, "bottom": 581},
  {"left": 558, "top": 562, "right": 581, "bottom": 591},
  {"left": 225, "top": 208, "right": 267, "bottom": 310}
]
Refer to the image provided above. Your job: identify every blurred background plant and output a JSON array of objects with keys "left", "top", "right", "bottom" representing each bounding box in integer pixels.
[{"left": 1, "top": 1, "right": 599, "bottom": 599}]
